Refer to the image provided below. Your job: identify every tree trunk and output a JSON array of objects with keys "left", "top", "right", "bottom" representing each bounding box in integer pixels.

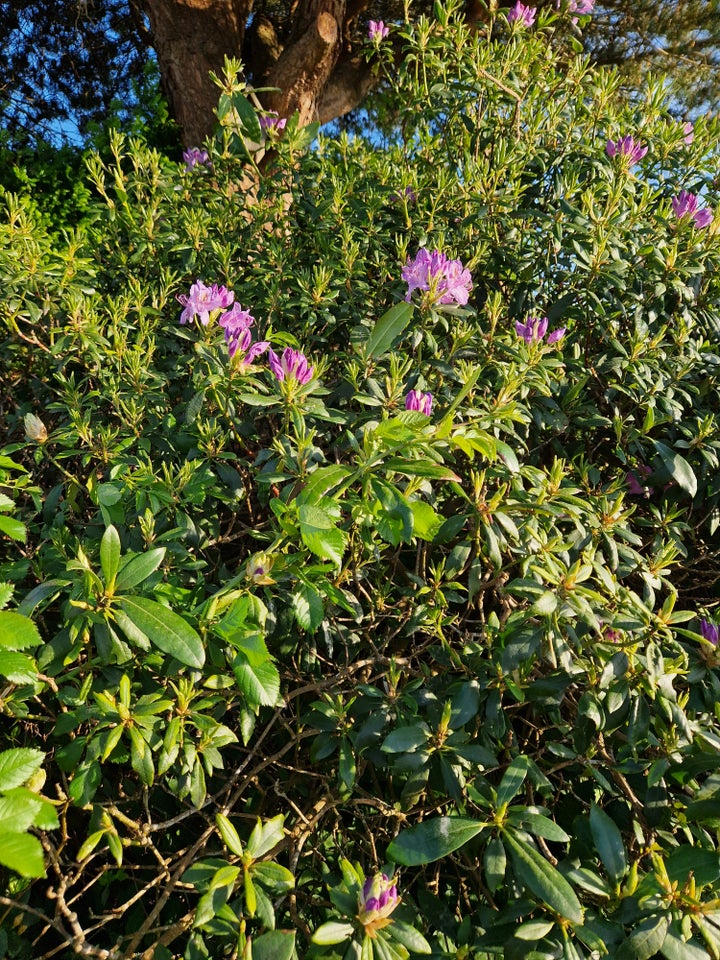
[
  {"left": 143, "top": 0, "right": 375, "bottom": 147},
  {"left": 141, "top": 0, "right": 250, "bottom": 147},
  {"left": 262, "top": 0, "right": 347, "bottom": 126}
]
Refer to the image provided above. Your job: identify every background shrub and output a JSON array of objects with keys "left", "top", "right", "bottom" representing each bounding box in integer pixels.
[{"left": 1, "top": 3, "right": 720, "bottom": 958}]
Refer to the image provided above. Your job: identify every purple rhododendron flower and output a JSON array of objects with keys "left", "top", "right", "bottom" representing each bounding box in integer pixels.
[
  {"left": 626, "top": 463, "right": 651, "bottom": 497},
  {"left": 516, "top": 315, "right": 548, "bottom": 342},
  {"left": 390, "top": 185, "right": 417, "bottom": 204},
  {"left": 182, "top": 147, "right": 210, "bottom": 170},
  {"left": 402, "top": 249, "right": 473, "bottom": 306},
  {"left": 515, "top": 315, "right": 564, "bottom": 346},
  {"left": 568, "top": 0, "right": 594, "bottom": 13},
  {"left": 268, "top": 347, "right": 314, "bottom": 385},
  {"left": 358, "top": 873, "right": 399, "bottom": 925},
  {"left": 682, "top": 122, "right": 694, "bottom": 145},
  {"left": 218, "top": 304, "right": 269, "bottom": 363},
  {"left": 672, "top": 190, "right": 713, "bottom": 228},
  {"left": 368, "top": 19, "right": 390, "bottom": 41},
  {"left": 606, "top": 136, "right": 648, "bottom": 166},
  {"left": 701, "top": 619, "right": 719, "bottom": 646},
  {"left": 260, "top": 113, "right": 287, "bottom": 134},
  {"left": 177, "top": 281, "right": 234, "bottom": 325},
  {"left": 507, "top": 2, "right": 537, "bottom": 26},
  {"left": 405, "top": 390, "right": 433, "bottom": 415}
]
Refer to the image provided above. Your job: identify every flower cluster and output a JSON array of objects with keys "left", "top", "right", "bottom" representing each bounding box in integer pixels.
[
  {"left": 405, "top": 390, "right": 433, "bottom": 415},
  {"left": 402, "top": 249, "right": 473, "bottom": 306},
  {"left": 515, "top": 315, "right": 564, "bottom": 345},
  {"left": 260, "top": 113, "right": 287, "bottom": 135},
  {"left": 182, "top": 147, "right": 211, "bottom": 171},
  {"left": 268, "top": 347, "right": 314, "bottom": 385},
  {"left": 368, "top": 20, "right": 390, "bottom": 41},
  {"left": 682, "top": 121, "right": 694, "bottom": 145},
  {"left": 701, "top": 619, "right": 719, "bottom": 646},
  {"left": 606, "top": 136, "right": 648, "bottom": 166},
  {"left": 357, "top": 873, "right": 399, "bottom": 930},
  {"left": 177, "top": 281, "right": 234, "bottom": 325},
  {"left": 177, "top": 282, "right": 312, "bottom": 384},
  {"left": 218, "top": 304, "right": 269, "bottom": 365},
  {"left": 507, "top": 2, "right": 536, "bottom": 27},
  {"left": 672, "top": 190, "right": 713, "bottom": 229}
]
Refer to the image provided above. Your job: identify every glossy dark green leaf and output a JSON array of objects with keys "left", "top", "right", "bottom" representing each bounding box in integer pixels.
[
  {"left": 114, "top": 548, "right": 165, "bottom": 592},
  {"left": 652, "top": 440, "right": 697, "bottom": 497},
  {"left": 387, "top": 817, "right": 487, "bottom": 866},
  {"left": 496, "top": 755, "right": 530, "bottom": 809},
  {"left": 589, "top": 803, "right": 627, "bottom": 882},
  {"left": 364, "top": 301, "right": 414, "bottom": 359},
  {"left": 503, "top": 830, "right": 583, "bottom": 924},
  {"left": 100, "top": 525, "right": 121, "bottom": 588},
  {"left": 116, "top": 596, "right": 204, "bottom": 668}
]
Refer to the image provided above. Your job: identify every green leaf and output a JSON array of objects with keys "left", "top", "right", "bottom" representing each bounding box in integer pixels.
[
  {"left": 0, "top": 650, "right": 37, "bottom": 684},
  {"left": 0, "top": 611, "right": 41, "bottom": 650},
  {"left": 382, "top": 459, "right": 460, "bottom": 482},
  {"left": 68, "top": 761, "right": 102, "bottom": 806},
  {"left": 514, "top": 920, "right": 556, "bottom": 941},
  {"left": 503, "top": 830, "right": 583, "bottom": 924},
  {"left": 216, "top": 814, "right": 244, "bottom": 857},
  {"left": 114, "top": 548, "right": 165, "bottom": 592},
  {"left": 388, "top": 919, "right": 432, "bottom": 953},
  {"left": 666, "top": 846, "right": 720, "bottom": 886},
  {"left": 128, "top": 726, "right": 154, "bottom": 786},
  {"left": 296, "top": 466, "right": 352, "bottom": 506},
  {"left": 660, "top": 927, "right": 708, "bottom": 960},
  {"left": 364, "top": 301, "right": 414, "bottom": 359},
  {"left": 116, "top": 596, "right": 204, "bottom": 669},
  {"left": 312, "top": 921, "right": 355, "bottom": 945},
  {"left": 0, "top": 793, "right": 43, "bottom": 832},
  {"left": 496, "top": 754, "right": 530, "bottom": 809},
  {"left": 589, "top": 803, "right": 627, "bottom": 882},
  {"left": 0, "top": 515, "right": 27, "bottom": 542},
  {"left": 409, "top": 500, "right": 442, "bottom": 541},
  {"left": 381, "top": 724, "right": 431, "bottom": 753},
  {"left": 233, "top": 654, "right": 281, "bottom": 707},
  {"left": 515, "top": 811, "right": 570, "bottom": 843},
  {"left": 0, "top": 747, "right": 44, "bottom": 791},
  {"left": 387, "top": 816, "right": 487, "bottom": 866},
  {"left": 530, "top": 591, "right": 558, "bottom": 616},
  {"left": 652, "top": 440, "right": 697, "bottom": 497},
  {"left": 292, "top": 582, "right": 324, "bottom": 632},
  {"left": 100, "top": 525, "right": 121, "bottom": 589},
  {"left": 298, "top": 504, "right": 347, "bottom": 567},
  {"left": 247, "top": 814, "right": 285, "bottom": 858},
  {"left": 484, "top": 836, "right": 506, "bottom": 893},
  {"left": 77, "top": 830, "right": 108, "bottom": 862},
  {"left": 251, "top": 861, "right": 294, "bottom": 893},
  {"left": 231, "top": 91, "right": 262, "bottom": 143},
  {"left": 252, "top": 930, "right": 296, "bottom": 960},
  {"left": 4, "top": 788, "right": 58, "bottom": 829},
  {"left": 495, "top": 439, "right": 520, "bottom": 473},
  {"left": 0, "top": 831, "right": 45, "bottom": 877}
]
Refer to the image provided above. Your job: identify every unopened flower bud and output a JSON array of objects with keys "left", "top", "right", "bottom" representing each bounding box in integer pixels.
[{"left": 24, "top": 413, "right": 48, "bottom": 444}]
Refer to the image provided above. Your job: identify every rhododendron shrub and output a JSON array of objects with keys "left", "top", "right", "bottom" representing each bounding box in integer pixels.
[{"left": 1, "top": 2, "right": 720, "bottom": 958}]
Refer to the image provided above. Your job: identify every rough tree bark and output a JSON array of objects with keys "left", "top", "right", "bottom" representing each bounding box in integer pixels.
[
  {"left": 141, "top": 0, "right": 251, "bottom": 147},
  {"left": 141, "top": 0, "right": 376, "bottom": 146}
]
